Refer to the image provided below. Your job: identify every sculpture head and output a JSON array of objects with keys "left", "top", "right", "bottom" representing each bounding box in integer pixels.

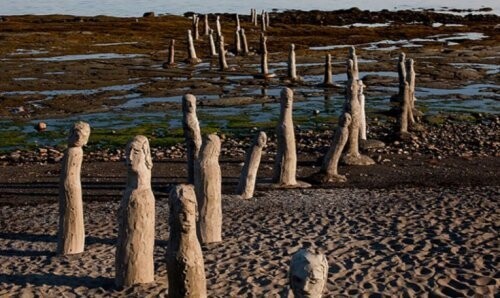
[
  {"left": 182, "top": 94, "right": 197, "bottom": 114},
  {"left": 68, "top": 121, "right": 90, "bottom": 147},
  {"left": 349, "top": 46, "right": 356, "bottom": 57},
  {"left": 339, "top": 113, "right": 352, "bottom": 128},
  {"left": 280, "top": 87, "right": 294, "bottom": 109},
  {"left": 405, "top": 58, "right": 414, "bottom": 69},
  {"left": 169, "top": 184, "right": 198, "bottom": 234},
  {"left": 289, "top": 249, "right": 329, "bottom": 298},
  {"left": 399, "top": 52, "right": 406, "bottom": 62},
  {"left": 290, "top": 43, "right": 295, "bottom": 51},
  {"left": 346, "top": 59, "right": 354, "bottom": 78},
  {"left": 357, "top": 80, "right": 365, "bottom": 94},
  {"left": 125, "top": 135, "right": 153, "bottom": 174},
  {"left": 201, "top": 134, "right": 221, "bottom": 158},
  {"left": 256, "top": 131, "right": 267, "bottom": 148}
]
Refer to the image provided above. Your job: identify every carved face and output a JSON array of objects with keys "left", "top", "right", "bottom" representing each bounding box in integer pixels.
[
  {"left": 68, "top": 121, "right": 90, "bottom": 147},
  {"left": 281, "top": 88, "right": 294, "bottom": 109},
  {"left": 183, "top": 94, "right": 197, "bottom": 114},
  {"left": 170, "top": 185, "right": 198, "bottom": 234},
  {"left": 339, "top": 113, "right": 352, "bottom": 128},
  {"left": 126, "top": 135, "right": 152, "bottom": 174},
  {"left": 256, "top": 131, "right": 267, "bottom": 147},
  {"left": 290, "top": 249, "right": 328, "bottom": 298}
]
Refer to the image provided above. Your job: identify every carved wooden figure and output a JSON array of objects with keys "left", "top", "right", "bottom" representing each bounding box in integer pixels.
[
  {"left": 115, "top": 135, "right": 155, "bottom": 288},
  {"left": 405, "top": 58, "right": 417, "bottom": 123},
  {"left": 235, "top": 13, "right": 240, "bottom": 31},
  {"left": 287, "top": 43, "right": 300, "bottom": 81},
  {"left": 209, "top": 29, "right": 217, "bottom": 57},
  {"left": 319, "top": 113, "right": 352, "bottom": 183},
  {"left": 240, "top": 28, "right": 249, "bottom": 56},
  {"left": 194, "top": 134, "right": 222, "bottom": 244},
  {"left": 186, "top": 29, "right": 201, "bottom": 64},
  {"left": 323, "top": 53, "right": 333, "bottom": 86},
  {"left": 399, "top": 82, "right": 411, "bottom": 135},
  {"left": 273, "top": 88, "right": 311, "bottom": 188},
  {"left": 342, "top": 78, "right": 375, "bottom": 165},
  {"left": 215, "top": 15, "right": 221, "bottom": 38},
  {"left": 182, "top": 94, "right": 202, "bottom": 183},
  {"left": 218, "top": 35, "right": 228, "bottom": 71},
  {"left": 257, "top": 33, "right": 273, "bottom": 78},
  {"left": 234, "top": 29, "right": 241, "bottom": 55},
  {"left": 358, "top": 80, "right": 367, "bottom": 140},
  {"left": 236, "top": 131, "right": 267, "bottom": 199},
  {"left": 260, "top": 10, "right": 266, "bottom": 32},
  {"left": 397, "top": 52, "right": 407, "bottom": 102},
  {"left": 348, "top": 46, "right": 359, "bottom": 80},
  {"left": 166, "top": 184, "right": 207, "bottom": 298},
  {"left": 192, "top": 14, "right": 200, "bottom": 40},
  {"left": 57, "top": 121, "right": 90, "bottom": 255},
  {"left": 163, "top": 39, "right": 176, "bottom": 68},
  {"left": 203, "top": 14, "right": 210, "bottom": 36}
]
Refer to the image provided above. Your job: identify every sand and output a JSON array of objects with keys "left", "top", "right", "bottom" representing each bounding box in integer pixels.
[{"left": 0, "top": 186, "right": 498, "bottom": 297}]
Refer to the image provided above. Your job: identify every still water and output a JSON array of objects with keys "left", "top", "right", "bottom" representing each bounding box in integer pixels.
[{"left": 2, "top": 0, "right": 498, "bottom": 17}]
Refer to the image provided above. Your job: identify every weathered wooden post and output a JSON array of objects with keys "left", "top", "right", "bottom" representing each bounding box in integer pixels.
[
  {"left": 287, "top": 43, "right": 300, "bottom": 81},
  {"left": 240, "top": 28, "right": 249, "bottom": 56},
  {"left": 397, "top": 52, "right": 407, "bottom": 103},
  {"left": 234, "top": 29, "right": 241, "bottom": 55},
  {"left": 342, "top": 77, "right": 375, "bottom": 166},
  {"left": 57, "top": 121, "right": 90, "bottom": 255},
  {"left": 218, "top": 35, "right": 229, "bottom": 71},
  {"left": 186, "top": 29, "right": 201, "bottom": 64},
  {"left": 115, "top": 135, "right": 155, "bottom": 288},
  {"left": 209, "top": 29, "right": 218, "bottom": 57},
  {"left": 194, "top": 134, "right": 222, "bottom": 244},
  {"left": 166, "top": 184, "right": 207, "bottom": 297},
  {"left": 216, "top": 15, "right": 222, "bottom": 38},
  {"left": 182, "top": 94, "right": 202, "bottom": 183},
  {"left": 260, "top": 10, "right": 266, "bottom": 32},
  {"left": 318, "top": 113, "right": 352, "bottom": 183},
  {"left": 405, "top": 58, "right": 417, "bottom": 123},
  {"left": 273, "top": 88, "right": 311, "bottom": 188},
  {"left": 192, "top": 14, "right": 200, "bottom": 40},
  {"left": 260, "top": 33, "right": 269, "bottom": 77},
  {"left": 236, "top": 131, "right": 267, "bottom": 199},
  {"left": 323, "top": 53, "right": 333, "bottom": 86},
  {"left": 348, "top": 46, "right": 359, "bottom": 80},
  {"left": 235, "top": 13, "right": 240, "bottom": 30},
  {"left": 163, "top": 39, "right": 176, "bottom": 68},
  {"left": 358, "top": 80, "right": 367, "bottom": 140},
  {"left": 203, "top": 14, "right": 210, "bottom": 36}
]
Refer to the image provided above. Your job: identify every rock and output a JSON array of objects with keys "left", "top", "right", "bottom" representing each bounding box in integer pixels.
[
  {"left": 143, "top": 12, "right": 155, "bottom": 18},
  {"left": 35, "top": 122, "right": 47, "bottom": 132}
]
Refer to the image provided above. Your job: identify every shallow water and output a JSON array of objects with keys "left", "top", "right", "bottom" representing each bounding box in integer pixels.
[
  {"left": 32, "top": 53, "right": 146, "bottom": 62},
  {"left": 2, "top": 0, "right": 498, "bottom": 16}
]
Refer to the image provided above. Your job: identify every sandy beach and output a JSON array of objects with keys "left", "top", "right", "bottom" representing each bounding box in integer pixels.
[{"left": 1, "top": 185, "right": 498, "bottom": 296}]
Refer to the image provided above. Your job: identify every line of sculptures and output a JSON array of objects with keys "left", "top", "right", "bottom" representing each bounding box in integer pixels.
[{"left": 56, "top": 10, "right": 421, "bottom": 298}]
